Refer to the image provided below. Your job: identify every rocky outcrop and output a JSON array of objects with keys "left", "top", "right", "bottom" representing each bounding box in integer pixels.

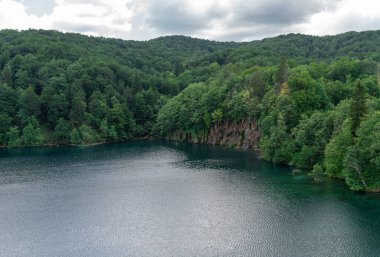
[
  {"left": 207, "top": 119, "right": 260, "bottom": 149},
  {"left": 166, "top": 119, "right": 260, "bottom": 150}
]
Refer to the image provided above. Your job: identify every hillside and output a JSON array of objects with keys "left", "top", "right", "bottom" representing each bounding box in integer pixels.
[{"left": 0, "top": 29, "right": 379, "bottom": 191}]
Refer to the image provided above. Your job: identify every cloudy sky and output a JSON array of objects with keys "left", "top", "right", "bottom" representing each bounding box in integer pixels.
[{"left": 0, "top": 0, "right": 380, "bottom": 41}]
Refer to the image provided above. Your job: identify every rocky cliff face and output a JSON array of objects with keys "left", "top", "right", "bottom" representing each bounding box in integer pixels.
[{"left": 166, "top": 119, "right": 260, "bottom": 150}]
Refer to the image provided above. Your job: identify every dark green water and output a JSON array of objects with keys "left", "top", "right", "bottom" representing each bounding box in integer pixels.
[{"left": 0, "top": 141, "right": 379, "bottom": 257}]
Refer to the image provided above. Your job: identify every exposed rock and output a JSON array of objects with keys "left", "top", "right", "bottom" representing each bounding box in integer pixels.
[
  {"left": 292, "top": 169, "right": 302, "bottom": 174},
  {"left": 166, "top": 119, "right": 260, "bottom": 150}
]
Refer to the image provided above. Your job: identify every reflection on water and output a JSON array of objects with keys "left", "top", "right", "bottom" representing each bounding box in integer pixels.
[{"left": 0, "top": 141, "right": 379, "bottom": 257}]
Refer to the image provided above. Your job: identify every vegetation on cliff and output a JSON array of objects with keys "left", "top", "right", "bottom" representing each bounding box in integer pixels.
[{"left": 0, "top": 29, "right": 379, "bottom": 191}]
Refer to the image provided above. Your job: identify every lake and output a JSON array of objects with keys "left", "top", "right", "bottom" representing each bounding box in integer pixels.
[{"left": 0, "top": 141, "right": 379, "bottom": 257}]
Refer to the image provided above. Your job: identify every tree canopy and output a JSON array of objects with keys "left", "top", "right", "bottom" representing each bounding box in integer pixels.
[{"left": 1, "top": 29, "right": 380, "bottom": 191}]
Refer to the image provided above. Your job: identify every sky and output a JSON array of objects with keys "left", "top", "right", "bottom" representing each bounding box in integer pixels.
[{"left": 0, "top": 0, "right": 380, "bottom": 41}]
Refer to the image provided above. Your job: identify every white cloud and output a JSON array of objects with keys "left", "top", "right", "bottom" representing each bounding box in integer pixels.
[
  {"left": 0, "top": 0, "right": 134, "bottom": 38},
  {"left": 0, "top": 0, "right": 49, "bottom": 30},
  {"left": 1, "top": 0, "right": 380, "bottom": 41},
  {"left": 51, "top": 0, "right": 133, "bottom": 37},
  {"left": 294, "top": 0, "right": 380, "bottom": 36}
]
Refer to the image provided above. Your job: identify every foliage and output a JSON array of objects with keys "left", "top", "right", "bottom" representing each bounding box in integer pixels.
[
  {"left": 324, "top": 120, "right": 353, "bottom": 179},
  {"left": 1, "top": 29, "right": 380, "bottom": 191},
  {"left": 343, "top": 112, "right": 380, "bottom": 191},
  {"left": 349, "top": 81, "right": 367, "bottom": 136}
]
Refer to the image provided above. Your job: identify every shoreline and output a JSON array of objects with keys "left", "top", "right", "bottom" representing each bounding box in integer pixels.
[
  {"left": 0, "top": 135, "right": 153, "bottom": 149},
  {"left": 1, "top": 138, "right": 379, "bottom": 194}
]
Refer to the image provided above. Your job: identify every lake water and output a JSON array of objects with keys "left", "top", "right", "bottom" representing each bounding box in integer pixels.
[{"left": 0, "top": 141, "right": 379, "bottom": 257}]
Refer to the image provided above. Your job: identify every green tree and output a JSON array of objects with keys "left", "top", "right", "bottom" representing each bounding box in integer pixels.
[
  {"left": 47, "top": 94, "right": 69, "bottom": 128},
  {"left": 70, "top": 128, "right": 81, "bottom": 145},
  {"left": 275, "top": 57, "right": 288, "bottom": 93},
  {"left": 7, "top": 127, "right": 21, "bottom": 147},
  {"left": 291, "top": 112, "right": 333, "bottom": 169},
  {"left": 88, "top": 91, "right": 108, "bottom": 128},
  {"left": 22, "top": 118, "right": 44, "bottom": 146},
  {"left": 78, "top": 125, "right": 99, "bottom": 144},
  {"left": 324, "top": 120, "right": 353, "bottom": 178},
  {"left": 0, "top": 114, "right": 12, "bottom": 145},
  {"left": 99, "top": 119, "right": 109, "bottom": 141},
  {"left": 108, "top": 125, "right": 118, "bottom": 141},
  {"left": 0, "top": 64, "right": 13, "bottom": 86},
  {"left": 343, "top": 112, "right": 380, "bottom": 191},
  {"left": 109, "top": 103, "right": 135, "bottom": 139},
  {"left": 0, "top": 83, "right": 17, "bottom": 117},
  {"left": 349, "top": 81, "right": 367, "bottom": 136},
  {"left": 261, "top": 114, "right": 292, "bottom": 164},
  {"left": 70, "top": 95, "right": 87, "bottom": 127},
  {"left": 53, "top": 118, "right": 70, "bottom": 144},
  {"left": 19, "top": 86, "right": 41, "bottom": 118}
]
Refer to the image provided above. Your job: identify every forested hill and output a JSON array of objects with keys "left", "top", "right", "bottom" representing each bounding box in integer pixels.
[
  {"left": 234, "top": 31, "right": 380, "bottom": 61},
  {"left": 1, "top": 29, "right": 380, "bottom": 191}
]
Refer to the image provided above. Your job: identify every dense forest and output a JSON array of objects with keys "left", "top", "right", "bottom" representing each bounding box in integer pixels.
[{"left": 0, "top": 29, "right": 379, "bottom": 192}]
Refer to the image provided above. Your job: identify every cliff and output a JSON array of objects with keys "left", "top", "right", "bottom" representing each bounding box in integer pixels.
[{"left": 166, "top": 119, "right": 260, "bottom": 150}]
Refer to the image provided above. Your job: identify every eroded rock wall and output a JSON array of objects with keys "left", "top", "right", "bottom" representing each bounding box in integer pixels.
[{"left": 166, "top": 119, "right": 260, "bottom": 150}]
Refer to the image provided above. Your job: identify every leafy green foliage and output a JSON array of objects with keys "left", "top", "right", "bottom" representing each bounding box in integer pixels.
[
  {"left": 349, "top": 81, "right": 367, "bottom": 136},
  {"left": 22, "top": 117, "right": 45, "bottom": 146},
  {"left": 324, "top": 120, "right": 353, "bottom": 179},
  {"left": 291, "top": 112, "right": 334, "bottom": 169},
  {"left": 0, "top": 29, "right": 380, "bottom": 191},
  {"left": 343, "top": 112, "right": 380, "bottom": 191}
]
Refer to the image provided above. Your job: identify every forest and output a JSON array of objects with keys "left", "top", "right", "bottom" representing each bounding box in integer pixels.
[{"left": 0, "top": 29, "right": 379, "bottom": 191}]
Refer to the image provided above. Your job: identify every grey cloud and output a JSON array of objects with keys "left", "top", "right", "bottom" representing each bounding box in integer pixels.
[
  {"left": 143, "top": 0, "right": 227, "bottom": 34},
  {"left": 54, "top": 20, "right": 133, "bottom": 39},
  {"left": 113, "top": 17, "right": 129, "bottom": 25},
  {"left": 58, "top": 0, "right": 107, "bottom": 5},
  {"left": 145, "top": 3, "right": 206, "bottom": 33},
  {"left": 13, "top": 0, "right": 371, "bottom": 42},
  {"left": 138, "top": 0, "right": 339, "bottom": 40},
  {"left": 54, "top": 22, "right": 100, "bottom": 33},
  {"left": 333, "top": 14, "right": 380, "bottom": 33},
  {"left": 207, "top": 23, "right": 292, "bottom": 42},
  {"left": 232, "top": 0, "right": 325, "bottom": 26}
]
